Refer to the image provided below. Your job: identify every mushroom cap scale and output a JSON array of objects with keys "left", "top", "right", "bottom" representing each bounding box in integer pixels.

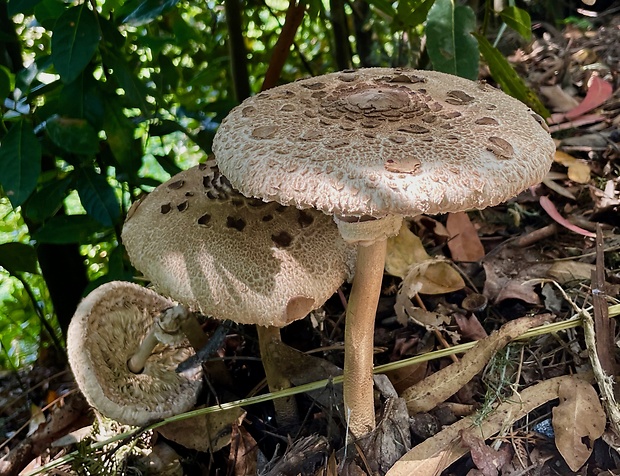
[
  {"left": 121, "top": 161, "right": 354, "bottom": 327},
  {"left": 67, "top": 281, "right": 202, "bottom": 426},
  {"left": 212, "top": 68, "right": 555, "bottom": 218}
]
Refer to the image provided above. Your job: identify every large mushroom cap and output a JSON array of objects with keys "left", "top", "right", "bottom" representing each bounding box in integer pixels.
[
  {"left": 121, "top": 161, "right": 354, "bottom": 327},
  {"left": 67, "top": 281, "right": 203, "bottom": 426},
  {"left": 213, "top": 68, "right": 555, "bottom": 219}
]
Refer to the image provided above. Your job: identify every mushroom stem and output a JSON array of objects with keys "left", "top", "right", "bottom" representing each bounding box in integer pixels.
[
  {"left": 343, "top": 238, "right": 387, "bottom": 437},
  {"left": 256, "top": 325, "right": 300, "bottom": 428},
  {"left": 128, "top": 329, "right": 160, "bottom": 373},
  {"left": 128, "top": 305, "right": 202, "bottom": 374},
  {"left": 178, "top": 312, "right": 209, "bottom": 350}
]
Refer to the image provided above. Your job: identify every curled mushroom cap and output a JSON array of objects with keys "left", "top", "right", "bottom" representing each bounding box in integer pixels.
[
  {"left": 67, "top": 281, "right": 203, "bottom": 426},
  {"left": 121, "top": 161, "right": 354, "bottom": 327},
  {"left": 212, "top": 68, "right": 555, "bottom": 219}
]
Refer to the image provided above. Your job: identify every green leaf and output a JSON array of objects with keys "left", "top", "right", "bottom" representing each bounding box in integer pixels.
[
  {"left": 8, "top": 0, "right": 42, "bottom": 16},
  {"left": 154, "top": 154, "right": 182, "bottom": 177},
  {"left": 51, "top": 5, "right": 101, "bottom": 84},
  {"left": 33, "top": 214, "right": 108, "bottom": 244},
  {"left": 0, "top": 66, "right": 14, "bottom": 100},
  {"left": 58, "top": 73, "right": 105, "bottom": 129},
  {"left": 364, "top": 0, "right": 396, "bottom": 18},
  {"left": 149, "top": 119, "right": 185, "bottom": 137},
  {"left": 22, "top": 174, "right": 73, "bottom": 223},
  {"left": 75, "top": 167, "right": 120, "bottom": 227},
  {"left": 499, "top": 6, "right": 531, "bottom": 41},
  {"left": 396, "top": 0, "right": 436, "bottom": 29},
  {"left": 0, "top": 119, "right": 42, "bottom": 208},
  {"left": 475, "top": 33, "right": 549, "bottom": 117},
  {"left": 45, "top": 114, "right": 100, "bottom": 155},
  {"left": 34, "top": 0, "right": 66, "bottom": 29},
  {"left": 102, "top": 97, "right": 142, "bottom": 179},
  {"left": 118, "top": 0, "right": 180, "bottom": 26},
  {"left": 100, "top": 50, "right": 151, "bottom": 115},
  {"left": 426, "top": 0, "right": 478, "bottom": 80},
  {"left": 84, "top": 245, "right": 133, "bottom": 294},
  {"left": 0, "top": 243, "right": 39, "bottom": 274},
  {"left": 157, "top": 53, "right": 180, "bottom": 92}
]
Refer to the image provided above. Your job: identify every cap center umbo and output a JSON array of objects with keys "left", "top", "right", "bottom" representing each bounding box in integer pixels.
[{"left": 345, "top": 87, "right": 410, "bottom": 111}]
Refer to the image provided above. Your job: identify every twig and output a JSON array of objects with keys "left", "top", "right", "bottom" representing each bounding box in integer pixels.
[
  {"left": 261, "top": 0, "right": 306, "bottom": 91},
  {"left": 515, "top": 224, "right": 557, "bottom": 247}
]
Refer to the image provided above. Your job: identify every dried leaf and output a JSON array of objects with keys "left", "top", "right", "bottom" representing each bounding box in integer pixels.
[
  {"left": 401, "top": 315, "right": 547, "bottom": 414},
  {"left": 539, "top": 195, "right": 596, "bottom": 238},
  {"left": 387, "top": 223, "right": 465, "bottom": 295},
  {"left": 27, "top": 404, "right": 47, "bottom": 437},
  {"left": 552, "top": 378, "right": 606, "bottom": 471},
  {"left": 394, "top": 292, "right": 461, "bottom": 344},
  {"left": 460, "top": 430, "right": 511, "bottom": 476},
  {"left": 353, "top": 395, "right": 412, "bottom": 474},
  {"left": 539, "top": 85, "right": 579, "bottom": 113},
  {"left": 386, "top": 374, "right": 593, "bottom": 476},
  {"left": 553, "top": 150, "right": 591, "bottom": 184},
  {"left": 454, "top": 313, "right": 488, "bottom": 341},
  {"left": 159, "top": 406, "right": 245, "bottom": 452},
  {"left": 386, "top": 223, "right": 433, "bottom": 278},
  {"left": 386, "top": 360, "right": 428, "bottom": 394},
  {"left": 229, "top": 420, "right": 259, "bottom": 476},
  {"left": 542, "top": 176, "right": 577, "bottom": 200},
  {"left": 565, "top": 75, "right": 613, "bottom": 120},
  {"left": 546, "top": 260, "right": 595, "bottom": 283},
  {"left": 446, "top": 212, "right": 485, "bottom": 262}
]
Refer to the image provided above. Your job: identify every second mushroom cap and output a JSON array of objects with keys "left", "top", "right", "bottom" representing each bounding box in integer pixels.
[{"left": 121, "top": 161, "right": 355, "bottom": 327}]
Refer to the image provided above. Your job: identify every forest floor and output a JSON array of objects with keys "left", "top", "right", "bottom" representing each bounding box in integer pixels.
[{"left": 1, "top": 11, "right": 620, "bottom": 476}]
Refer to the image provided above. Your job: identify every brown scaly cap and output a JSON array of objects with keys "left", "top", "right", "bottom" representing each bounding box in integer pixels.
[
  {"left": 121, "top": 161, "right": 354, "bottom": 327},
  {"left": 212, "top": 68, "right": 555, "bottom": 219},
  {"left": 67, "top": 281, "right": 203, "bottom": 426}
]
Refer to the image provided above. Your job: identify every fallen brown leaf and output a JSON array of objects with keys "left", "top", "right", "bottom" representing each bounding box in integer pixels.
[
  {"left": 401, "top": 315, "right": 548, "bottom": 414},
  {"left": 229, "top": 419, "right": 259, "bottom": 476},
  {"left": 159, "top": 406, "right": 245, "bottom": 452},
  {"left": 446, "top": 212, "right": 485, "bottom": 262},
  {"left": 386, "top": 223, "right": 465, "bottom": 295},
  {"left": 552, "top": 378, "right": 606, "bottom": 471},
  {"left": 553, "top": 150, "right": 591, "bottom": 184},
  {"left": 454, "top": 313, "right": 488, "bottom": 341},
  {"left": 460, "top": 430, "right": 511, "bottom": 476}
]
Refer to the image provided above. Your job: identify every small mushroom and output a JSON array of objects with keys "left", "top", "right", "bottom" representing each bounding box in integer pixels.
[
  {"left": 121, "top": 161, "right": 355, "bottom": 425},
  {"left": 67, "top": 281, "right": 203, "bottom": 426},
  {"left": 213, "top": 68, "right": 555, "bottom": 436}
]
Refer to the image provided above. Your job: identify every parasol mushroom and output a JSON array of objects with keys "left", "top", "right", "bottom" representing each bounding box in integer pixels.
[
  {"left": 121, "top": 160, "right": 354, "bottom": 425},
  {"left": 67, "top": 281, "right": 203, "bottom": 426},
  {"left": 212, "top": 67, "right": 555, "bottom": 436}
]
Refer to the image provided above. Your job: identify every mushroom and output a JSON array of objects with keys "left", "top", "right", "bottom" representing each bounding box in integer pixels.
[
  {"left": 67, "top": 281, "right": 203, "bottom": 426},
  {"left": 211, "top": 68, "right": 556, "bottom": 436},
  {"left": 121, "top": 160, "right": 354, "bottom": 424}
]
